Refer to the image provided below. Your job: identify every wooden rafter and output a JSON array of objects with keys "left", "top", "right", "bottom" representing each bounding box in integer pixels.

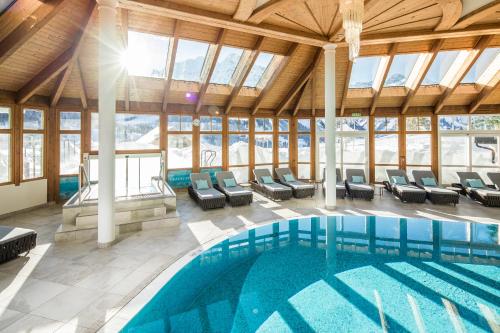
[
  {"left": 276, "top": 48, "right": 321, "bottom": 116},
  {"left": 401, "top": 39, "right": 444, "bottom": 114},
  {"left": 434, "top": 0, "right": 462, "bottom": 31},
  {"left": 370, "top": 43, "right": 398, "bottom": 115},
  {"left": 248, "top": 0, "right": 299, "bottom": 24},
  {"left": 121, "top": 8, "right": 130, "bottom": 112},
  {"left": 470, "top": 72, "right": 500, "bottom": 114},
  {"left": 50, "top": 0, "right": 96, "bottom": 107},
  {"left": 453, "top": 0, "right": 500, "bottom": 30},
  {"left": 340, "top": 60, "right": 353, "bottom": 116},
  {"left": 225, "top": 36, "right": 265, "bottom": 115},
  {"left": 251, "top": 42, "right": 299, "bottom": 115},
  {"left": 292, "top": 79, "right": 309, "bottom": 116},
  {"left": 162, "top": 20, "right": 180, "bottom": 112},
  {"left": 434, "top": 35, "right": 493, "bottom": 114},
  {"left": 233, "top": 0, "right": 257, "bottom": 21},
  {"left": 0, "top": 0, "right": 69, "bottom": 66},
  {"left": 75, "top": 60, "right": 88, "bottom": 110},
  {"left": 195, "top": 29, "right": 226, "bottom": 113},
  {"left": 311, "top": 69, "right": 316, "bottom": 117}
]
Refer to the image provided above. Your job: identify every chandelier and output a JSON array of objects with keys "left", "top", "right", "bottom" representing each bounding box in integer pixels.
[{"left": 340, "top": 0, "right": 364, "bottom": 60}]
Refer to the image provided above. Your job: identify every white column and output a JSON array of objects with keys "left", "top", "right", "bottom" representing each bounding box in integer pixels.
[
  {"left": 97, "top": 0, "right": 119, "bottom": 247},
  {"left": 324, "top": 44, "right": 337, "bottom": 209}
]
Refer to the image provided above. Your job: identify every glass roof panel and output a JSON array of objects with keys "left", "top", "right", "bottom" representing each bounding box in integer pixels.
[
  {"left": 461, "top": 47, "right": 500, "bottom": 84},
  {"left": 125, "top": 31, "right": 170, "bottom": 78},
  {"left": 349, "top": 56, "right": 382, "bottom": 88},
  {"left": 244, "top": 52, "right": 274, "bottom": 88},
  {"left": 421, "top": 50, "right": 460, "bottom": 85},
  {"left": 173, "top": 39, "right": 210, "bottom": 82},
  {"left": 210, "top": 46, "right": 244, "bottom": 85},
  {"left": 384, "top": 53, "right": 420, "bottom": 87}
]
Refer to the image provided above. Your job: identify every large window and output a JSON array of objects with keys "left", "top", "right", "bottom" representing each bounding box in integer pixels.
[
  {"left": 278, "top": 119, "right": 290, "bottom": 167},
  {"left": 200, "top": 116, "right": 222, "bottom": 168},
  {"left": 374, "top": 117, "right": 399, "bottom": 182},
  {"left": 297, "top": 118, "right": 311, "bottom": 179},
  {"left": 23, "top": 108, "right": 44, "bottom": 180},
  {"left": 124, "top": 31, "right": 170, "bottom": 78},
  {"left": 244, "top": 53, "right": 276, "bottom": 88},
  {"left": 254, "top": 118, "right": 273, "bottom": 173},
  {"left": 384, "top": 54, "right": 420, "bottom": 87},
  {"left": 167, "top": 115, "right": 193, "bottom": 169},
  {"left": 405, "top": 116, "right": 432, "bottom": 181},
  {"left": 210, "top": 46, "right": 244, "bottom": 85},
  {"left": 60, "top": 112, "right": 81, "bottom": 175},
  {"left": 422, "top": 50, "right": 467, "bottom": 86},
  {"left": 349, "top": 56, "right": 382, "bottom": 88},
  {"left": 0, "top": 107, "right": 12, "bottom": 183},
  {"left": 228, "top": 117, "right": 249, "bottom": 183},
  {"left": 461, "top": 47, "right": 500, "bottom": 84},
  {"left": 439, "top": 115, "right": 500, "bottom": 184},
  {"left": 173, "top": 39, "right": 209, "bottom": 82},
  {"left": 91, "top": 113, "right": 160, "bottom": 151}
]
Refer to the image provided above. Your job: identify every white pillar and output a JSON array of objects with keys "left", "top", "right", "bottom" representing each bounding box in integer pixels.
[
  {"left": 324, "top": 44, "right": 337, "bottom": 210},
  {"left": 97, "top": 0, "right": 119, "bottom": 247}
]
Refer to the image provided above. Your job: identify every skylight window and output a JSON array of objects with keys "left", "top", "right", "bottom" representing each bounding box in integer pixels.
[
  {"left": 421, "top": 50, "right": 461, "bottom": 85},
  {"left": 244, "top": 52, "right": 274, "bottom": 88},
  {"left": 210, "top": 46, "right": 244, "bottom": 85},
  {"left": 384, "top": 54, "right": 420, "bottom": 87},
  {"left": 124, "top": 31, "right": 170, "bottom": 78},
  {"left": 173, "top": 39, "right": 210, "bottom": 82},
  {"left": 349, "top": 56, "right": 382, "bottom": 88},
  {"left": 461, "top": 47, "right": 500, "bottom": 84}
]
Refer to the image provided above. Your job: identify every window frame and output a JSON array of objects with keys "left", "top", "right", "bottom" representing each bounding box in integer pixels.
[
  {"left": 59, "top": 111, "right": 82, "bottom": 176},
  {"left": 297, "top": 118, "right": 312, "bottom": 180},
  {"left": 374, "top": 116, "right": 399, "bottom": 182},
  {"left": 404, "top": 116, "right": 432, "bottom": 181},
  {"left": 199, "top": 115, "right": 223, "bottom": 168},
  {"left": 228, "top": 116, "right": 250, "bottom": 182},
  {"left": 22, "top": 107, "right": 46, "bottom": 182},
  {"left": 167, "top": 113, "right": 194, "bottom": 171},
  {"left": 0, "top": 105, "right": 13, "bottom": 185}
]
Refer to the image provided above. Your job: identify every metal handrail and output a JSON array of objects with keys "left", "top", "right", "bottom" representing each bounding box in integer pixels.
[{"left": 77, "top": 163, "right": 91, "bottom": 205}]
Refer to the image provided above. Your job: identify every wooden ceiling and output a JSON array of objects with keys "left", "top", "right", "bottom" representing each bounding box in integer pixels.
[{"left": 0, "top": 0, "right": 499, "bottom": 115}]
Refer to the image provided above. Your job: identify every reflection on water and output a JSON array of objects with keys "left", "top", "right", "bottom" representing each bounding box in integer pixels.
[{"left": 123, "top": 216, "right": 499, "bottom": 333}]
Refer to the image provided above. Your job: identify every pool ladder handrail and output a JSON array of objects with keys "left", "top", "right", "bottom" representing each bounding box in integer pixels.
[{"left": 77, "top": 162, "right": 91, "bottom": 205}]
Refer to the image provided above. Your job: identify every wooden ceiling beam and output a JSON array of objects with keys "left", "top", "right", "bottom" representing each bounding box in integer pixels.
[
  {"left": 162, "top": 20, "right": 180, "bottom": 112},
  {"left": 251, "top": 42, "right": 299, "bottom": 115},
  {"left": 276, "top": 48, "right": 322, "bottom": 116},
  {"left": 469, "top": 72, "right": 500, "bottom": 114},
  {"left": 401, "top": 39, "right": 444, "bottom": 114},
  {"left": 292, "top": 79, "right": 309, "bottom": 117},
  {"left": 452, "top": 1, "right": 500, "bottom": 30},
  {"left": 434, "top": 0, "right": 462, "bottom": 31},
  {"left": 370, "top": 43, "right": 398, "bottom": 115},
  {"left": 434, "top": 35, "right": 493, "bottom": 114},
  {"left": 195, "top": 29, "right": 226, "bottom": 113},
  {"left": 233, "top": 0, "right": 257, "bottom": 21},
  {"left": 340, "top": 60, "right": 353, "bottom": 116},
  {"left": 121, "top": 8, "right": 130, "bottom": 112},
  {"left": 50, "top": 0, "right": 96, "bottom": 107},
  {"left": 225, "top": 36, "right": 265, "bottom": 115},
  {"left": 248, "top": 0, "right": 299, "bottom": 24},
  {"left": 75, "top": 60, "right": 88, "bottom": 110},
  {"left": 0, "top": 0, "right": 69, "bottom": 66}
]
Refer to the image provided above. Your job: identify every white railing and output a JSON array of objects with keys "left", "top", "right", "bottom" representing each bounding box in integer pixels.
[{"left": 77, "top": 161, "right": 91, "bottom": 205}]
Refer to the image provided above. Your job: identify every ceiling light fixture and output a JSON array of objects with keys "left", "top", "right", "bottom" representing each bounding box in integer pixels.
[{"left": 340, "top": 0, "right": 364, "bottom": 61}]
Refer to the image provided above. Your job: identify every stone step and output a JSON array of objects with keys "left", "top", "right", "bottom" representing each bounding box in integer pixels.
[{"left": 75, "top": 206, "right": 177, "bottom": 228}]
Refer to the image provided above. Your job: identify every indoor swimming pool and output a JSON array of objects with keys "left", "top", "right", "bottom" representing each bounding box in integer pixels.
[{"left": 122, "top": 216, "right": 499, "bottom": 333}]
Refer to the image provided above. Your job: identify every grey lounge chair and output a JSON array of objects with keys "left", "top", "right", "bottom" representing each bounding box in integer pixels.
[
  {"left": 386, "top": 169, "right": 427, "bottom": 203},
  {"left": 1, "top": 226, "right": 37, "bottom": 264},
  {"left": 487, "top": 172, "right": 500, "bottom": 190},
  {"left": 251, "top": 169, "right": 292, "bottom": 201},
  {"left": 457, "top": 172, "right": 500, "bottom": 207},
  {"left": 322, "top": 168, "right": 346, "bottom": 198},
  {"left": 412, "top": 170, "right": 459, "bottom": 205},
  {"left": 215, "top": 171, "right": 253, "bottom": 206},
  {"left": 188, "top": 173, "right": 226, "bottom": 210},
  {"left": 345, "top": 169, "right": 374, "bottom": 200},
  {"left": 275, "top": 167, "right": 315, "bottom": 198}
]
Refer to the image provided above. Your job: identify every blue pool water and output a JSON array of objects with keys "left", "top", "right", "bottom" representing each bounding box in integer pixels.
[{"left": 123, "top": 216, "right": 500, "bottom": 332}]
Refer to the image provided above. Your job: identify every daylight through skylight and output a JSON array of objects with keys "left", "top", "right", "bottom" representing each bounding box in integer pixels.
[
  {"left": 349, "top": 56, "right": 382, "bottom": 88},
  {"left": 421, "top": 50, "right": 461, "bottom": 85},
  {"left": 124, "top": 31, "right": 170, "bottom": 78},
  {"left": 244, "top": 52, "right": 274, "bottom": 88},
  {"left": 173, "top": 39, "right": 210, "bottom": 82},
  {"left": 210, "top": 46, "right": 244, "bottom": 85},
  {"left": 461, "top": 47, "right": 500, "bottom": 84},
  {"left": 384, "top": 54, "right": 420, "bottom": 87}
]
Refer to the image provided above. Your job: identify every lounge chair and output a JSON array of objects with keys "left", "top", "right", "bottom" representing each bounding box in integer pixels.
[
  {"left": 275, "top": 167, "right": 315, "bottom": 198},
  {"left": 250, "top": 169, "right": 293, "bottom": 201},
  {"left": 322, "top": 168, "right": 346, "bottom": 198},
  {"left": 386, "top": 169, "right": 427, "bottom": 203},
  {"left": 188, "top": 173, "right": 226, "bottom": 210},
  {"left": 345, "top": 169, "right": 374, "bottom": 200},
  {"left": 457, "top": 172, "right": 500, "bottom": 207},
  {"left": 1, "top": 226, "right": 37, "bottom": 264},
  {"left": 214, "top": 171, "right": 253, "bottom": 206},
  {"left": 487, "top": 172, "right": 500, "bottom": 190},
  {"left": 412, "top": 170, "right": 459, "bottom": 205}
]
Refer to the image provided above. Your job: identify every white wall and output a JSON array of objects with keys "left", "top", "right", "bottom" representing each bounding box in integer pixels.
[{"left": 0, "top": 180, "right": 47, "bottom": 216}]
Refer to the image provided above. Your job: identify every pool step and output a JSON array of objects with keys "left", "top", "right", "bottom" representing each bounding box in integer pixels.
[{"left": 75, "top": 205, "right": 175, "bottom": 228}]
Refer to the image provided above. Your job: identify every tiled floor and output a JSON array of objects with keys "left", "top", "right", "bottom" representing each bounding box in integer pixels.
[{"left": 0, "top": 190, "right": 499, "bottom": 332}]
